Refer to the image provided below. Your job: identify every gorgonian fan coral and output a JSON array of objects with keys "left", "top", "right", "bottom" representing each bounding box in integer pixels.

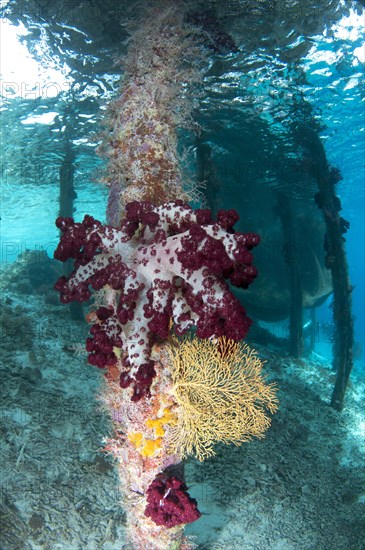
[
  {"left": 54, "top": 200, "right": 259, "bottom": 401},
  {"left": 167, "top": 336, "right": 278, "bottom": 461}
]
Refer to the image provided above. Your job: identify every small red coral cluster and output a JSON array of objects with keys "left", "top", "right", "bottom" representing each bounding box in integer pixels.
[
  {"left": 54, "top": 200, "right": 259, "bottom": 401},
  {"left": 145, "top": 475, "right": 201, "bottom": 528}
]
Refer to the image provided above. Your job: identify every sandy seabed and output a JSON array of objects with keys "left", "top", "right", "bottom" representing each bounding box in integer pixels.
[{"left": 1, "top": 259, "right": 364, "bottom": 550}]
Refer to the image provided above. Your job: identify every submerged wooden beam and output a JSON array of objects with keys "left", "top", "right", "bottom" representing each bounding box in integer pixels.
[
  {"left": 293, "top": 126, "right": 353, "bottom": 411},
  {"left": 59, "top": 139, "right": 83, "bottom": 321},
  {"left": 276, "top": 192, "right": 303, "bottom": 358},
  {"left": 315, "top": 167, "right": 354, "bottom": 411}
]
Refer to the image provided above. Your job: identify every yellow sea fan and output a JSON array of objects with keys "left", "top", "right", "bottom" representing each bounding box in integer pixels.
[{"left": 166, "top": 336, "right": 278, "bottom": 462}]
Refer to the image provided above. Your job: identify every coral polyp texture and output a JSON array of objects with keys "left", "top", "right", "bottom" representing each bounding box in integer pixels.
[
  {"left": 54, "top": 200, "right": 260, "bottom": 401},
  {"left": 97, "top": 4, "right": 206, "bottom": 225},
  {"left": 98, "top": 342, "right": 201, "bottom": 549}
]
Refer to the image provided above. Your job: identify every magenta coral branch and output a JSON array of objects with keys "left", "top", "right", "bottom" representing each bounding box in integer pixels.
[
  {"left": 54, "top": 200, "right": 259, "bottom": 400},
  {"left": 145, "top": 475, "right": 201, "bottom": 528}
]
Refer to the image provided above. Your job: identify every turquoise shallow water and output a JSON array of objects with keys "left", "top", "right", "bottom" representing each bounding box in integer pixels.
[{"left": 1, "top": 1, "right": 362, "bottom": 367}]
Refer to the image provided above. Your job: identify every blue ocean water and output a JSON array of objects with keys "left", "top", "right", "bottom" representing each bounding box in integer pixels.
[{"left": 3, "top": 6, "right": 363, "bottom": 368}]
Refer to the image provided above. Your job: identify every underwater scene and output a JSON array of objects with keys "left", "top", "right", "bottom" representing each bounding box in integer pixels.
[{"left": 0, "top": 1, "right": 364, "bottom": 549}]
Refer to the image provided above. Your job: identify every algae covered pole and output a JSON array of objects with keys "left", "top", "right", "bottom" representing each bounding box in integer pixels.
[
  {"left": 276, "top": 192, "right": 303, "bottom": 358},
  {"left": 293, "top": 125, "right": 353, "bottom": 410},
  {"left": 58, "top": 114, "right": 83, "bottom": 321},
  {"left": 59, "top": 140, "right": 76, "bottom": 220},
  {"left": 315, "top": 166, "right": 354, "bottom": 411}
]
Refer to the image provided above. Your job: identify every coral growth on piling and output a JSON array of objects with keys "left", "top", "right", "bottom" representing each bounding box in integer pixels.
[
  {"left": 97, "top": 4, "right": 207, "bottom": 227},
  {"left": 54, "top": 200, "right": 260, "bottom": 401},
  {"left": 54, "top": 3, "right": 277, "bottom": 549}
]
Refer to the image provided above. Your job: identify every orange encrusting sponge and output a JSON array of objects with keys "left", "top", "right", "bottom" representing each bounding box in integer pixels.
[{"left": 127, "top": 407, "right": 177, "bottom": 458}]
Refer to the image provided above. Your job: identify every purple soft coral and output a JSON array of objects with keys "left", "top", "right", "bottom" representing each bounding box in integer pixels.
[
  {"left": 145, "top": 475, "right": 201, "bottom": 528},
  {"left": 54, "top": 200, "right": 259, "bottom": 400}
]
